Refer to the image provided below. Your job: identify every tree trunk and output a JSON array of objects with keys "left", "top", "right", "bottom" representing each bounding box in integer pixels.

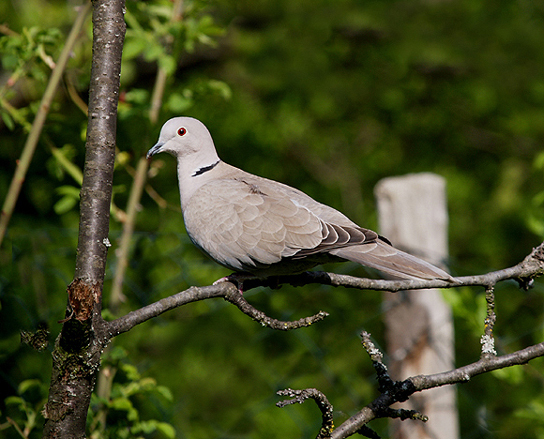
[
  {"left": 42, "top": 0, "right": 126, "bottom": 437},
  {"left": 375, "top": 173, "right": 459, "bottom": 439}
]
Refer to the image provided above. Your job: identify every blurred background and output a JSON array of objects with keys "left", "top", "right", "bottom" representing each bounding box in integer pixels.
[{"left": 1, "top": 0, "right": 544, "bottom": 437}]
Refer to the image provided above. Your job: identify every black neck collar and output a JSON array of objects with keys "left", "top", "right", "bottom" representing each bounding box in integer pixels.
[{"left": 192, "top": 160, "right": 220, "bottom": 177}]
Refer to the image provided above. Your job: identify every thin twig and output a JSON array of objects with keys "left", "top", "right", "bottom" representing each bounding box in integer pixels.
[
  {"left": 277, "top": 388, "right": 334, "bottom": 439},
  {"left": 0, "top": 24, "right": 19, "bottom": 37},
  {"left": 65, "top": 72, "right": 89, "bottom": 115}
]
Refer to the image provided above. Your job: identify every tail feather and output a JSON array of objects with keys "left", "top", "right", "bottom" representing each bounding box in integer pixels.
[{"left": 330, "top": 240, "right": 453, "bottom": 281}]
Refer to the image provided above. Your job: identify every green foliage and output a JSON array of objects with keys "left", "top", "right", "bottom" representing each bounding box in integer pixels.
[
  {"left": 0, "top": 379, "right": 48, "bottom": 439},
  {"left": 88, "top": 347, "right": 175, "bottom": 439},
  {"left": 528, "top": 151, "right": 544, "bottom": 238},
  {"left": 123, "top": 0, "right": 223, "bottom": 69},
  {"left": 120, "top": 0, "right": 228, "bottom": 116},
  {"left": 2, "top": 0, "right": 544, "bottom": 438},
  {"left": 443, "top": 286, "right": 487, "bottom": 336},
  {"left": 515, "top": 398, "right": 544, "bottom": 439},
  {"left": 0, "top": 26, "right": 63, "bottom": 130}
]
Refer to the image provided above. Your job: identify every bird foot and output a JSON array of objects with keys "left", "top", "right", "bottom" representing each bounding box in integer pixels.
[{"left": 213, "top": 272, "right": 257, "bottom": 295}]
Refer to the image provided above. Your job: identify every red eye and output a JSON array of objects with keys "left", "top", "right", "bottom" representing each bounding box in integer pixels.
[{"left": 177, "top": 127, "right": 187, "bottom": 136}]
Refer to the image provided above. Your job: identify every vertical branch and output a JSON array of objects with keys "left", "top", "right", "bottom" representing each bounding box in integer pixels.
[
  {"left": 99, "top": 1, "right": 184, "bottom": 431},
  {"left": 75, "top": 1, "right": 125, "bottom": 289},
  {"left": 480, "top": 286, "right": 497, "bottom": 357},
  {"left": 42, "top": 0, "right": 126, "bottom": 437}
]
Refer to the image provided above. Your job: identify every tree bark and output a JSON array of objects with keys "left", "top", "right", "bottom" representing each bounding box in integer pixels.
[{"left": 42, "top": 1, "right": 126, "bottom": 437}]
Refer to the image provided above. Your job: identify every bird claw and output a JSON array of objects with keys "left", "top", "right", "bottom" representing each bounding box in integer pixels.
[
  {"left": 212, "top": 276, "right": 230, "bottom": 285},
  {"left": 213, "top": 272, "right": 258, "bottom": 295}
]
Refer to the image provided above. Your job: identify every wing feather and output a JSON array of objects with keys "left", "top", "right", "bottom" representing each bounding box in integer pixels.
[{"left": 183, "top": 171, "right": 451, "bottom": 280}]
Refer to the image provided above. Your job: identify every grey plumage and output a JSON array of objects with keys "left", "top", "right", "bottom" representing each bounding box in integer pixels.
[{"left": 147, "top": 117, "right": 452, "bottom": 281}]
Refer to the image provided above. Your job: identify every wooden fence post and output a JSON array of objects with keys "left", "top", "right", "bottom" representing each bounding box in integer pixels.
[{"left": 375, "top": 173, "right": 458, "bottom": 439}]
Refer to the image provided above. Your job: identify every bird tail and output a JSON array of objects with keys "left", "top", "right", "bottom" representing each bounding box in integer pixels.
[{"left": 330, "top": 240, "right": 453, "bottom": 281}]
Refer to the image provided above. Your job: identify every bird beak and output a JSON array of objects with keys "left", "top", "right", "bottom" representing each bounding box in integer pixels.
[{"left": 146, "top": 141, "right": 164, "bottom": 159}]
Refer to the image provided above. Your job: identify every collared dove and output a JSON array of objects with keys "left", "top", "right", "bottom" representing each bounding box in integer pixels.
[{"left": 147, "top": 117, "right": 453, "bottom": 282}]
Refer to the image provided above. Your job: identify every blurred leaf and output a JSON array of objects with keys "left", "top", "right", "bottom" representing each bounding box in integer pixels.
[
  {"left": 155, "top": 422, "right": 176, "bottom": 438},
  {"left": 4, "top": 396, "right": 25, "bottom": 407},
  {"left": 49, "top": 144, "right": 83, "bottom": 184},
  {"left": 157, "top": 54, "right": 177, "bottom": 76},
  {"left": 206, "top": 79, "right": 232, "bottom": 100},
  {"left": 1, "top": 110, "right": 15, "bottom": 130},
  {"left": 166, "top": 90, "right": 194, "bottom": 113},
  {"left": 54, "top": 185, "right": 81, "bottom": 214},
  {"left": 54, "top": 195, "right": 78, "bottom": 214}
]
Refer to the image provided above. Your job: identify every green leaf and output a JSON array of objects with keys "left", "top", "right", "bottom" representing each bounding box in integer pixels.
[
  {"left": 131, "top": 420, "right": 158, "bottom": 434},
  {"left": 206, "top": 79, "right": 232, "bottom": 100},
  {"left": 155, "top": 385, "right": 174, "bottom": 402},
  {"left": 55, "top": 185, "right": 81, "bottom": 197},
  {"left": 166, "top": 91, "right": 194, "bottom": 113},
  {"left": 110, "top": 397, "right": 139, "bottom": 421},
  {"left": 123, "top": 33, "right": 149, "bottom": 60},
  {"left": 4, "top": 396, "right": 25, "bottom": 407},
  {"left": 534, "top": 151, "right": 544, "bottom": 170},
  {"left": 158, "top": 55, "right": 177, "bottom": 76},
  {"left": 54, "top": 195, "right": 78, "bottom": 214},
  {"left": 143, "top": 41, "right": 165, "bottom": 62},
  {"left": 49, "top": 145, "right": 83, "bottom": 184},
  {"left": 156, "top": 422, "right": 176, "bottom": 438},
  {"left": 124, "top": 88, "right": 149, "bottom": 105},
  {"left": 120, "top": 363, "right": 140, "bottom": 382},
  {"left": 18, "top": 379, "right": 42, "bottom": 395},
  {"left": 54, "top": 185, "right": 81, "bottom": 215},
  {"left": 1, "top": 111, "right": 15, "bottom": 130}
]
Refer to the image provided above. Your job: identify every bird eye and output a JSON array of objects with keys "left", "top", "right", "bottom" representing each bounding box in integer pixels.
[{"left": 177, "top": 127, "right": 187, "bottom": 136}]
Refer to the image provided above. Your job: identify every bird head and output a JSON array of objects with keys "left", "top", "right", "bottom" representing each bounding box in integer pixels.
[{"left": 146, "top": 117, "right": 218, "bottom": 162}]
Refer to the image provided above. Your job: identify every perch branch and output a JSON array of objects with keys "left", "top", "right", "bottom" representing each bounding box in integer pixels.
[
  {"left": 241, "top": 241, "right": 544, "bottom": 293},
  {"left": 104, "top": 241, "right": 543, "bottom": 438},
  {"left": 109, "top": 242, "right": 543, "bottom": 342},
  {"left": 107, "top": 282, "right": 328, "bottom": 338}
]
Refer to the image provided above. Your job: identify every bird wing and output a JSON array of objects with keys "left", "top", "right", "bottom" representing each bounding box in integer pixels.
[
  {"left": 183, "top": 169, "right": 452, "bottom": 281},
  {"left": 182, "top": 174, "right": 378, "bottom": 272}
]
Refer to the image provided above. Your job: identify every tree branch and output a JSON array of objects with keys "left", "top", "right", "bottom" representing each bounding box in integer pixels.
[
  {"left": 240, "top": 241, "right": 544, "bottom": 293},
  {"left": 106, "top": 283, "right": 329, "bottom": 338},
  {"left": 277, "top": 329, "right": 544, "bottom": 439},
  {"left": 106, "top": 241, "right": 543, "bottom": 342},
  {"left": 278, "top": 306, "right": 544, "bottom": 439},
  {"left": 42, "top": 0, "right": 126, "bottom": 437},
  {"left": 269, "top": 243, "right": 544, "bottom": 438},
  {"left": 277, "top": 388, "right": 335, "bottom": 439}
]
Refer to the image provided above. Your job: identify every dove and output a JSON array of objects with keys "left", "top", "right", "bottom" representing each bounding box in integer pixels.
[{"left": 147, "top": 117, "right": 453, "bottom": 283}]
